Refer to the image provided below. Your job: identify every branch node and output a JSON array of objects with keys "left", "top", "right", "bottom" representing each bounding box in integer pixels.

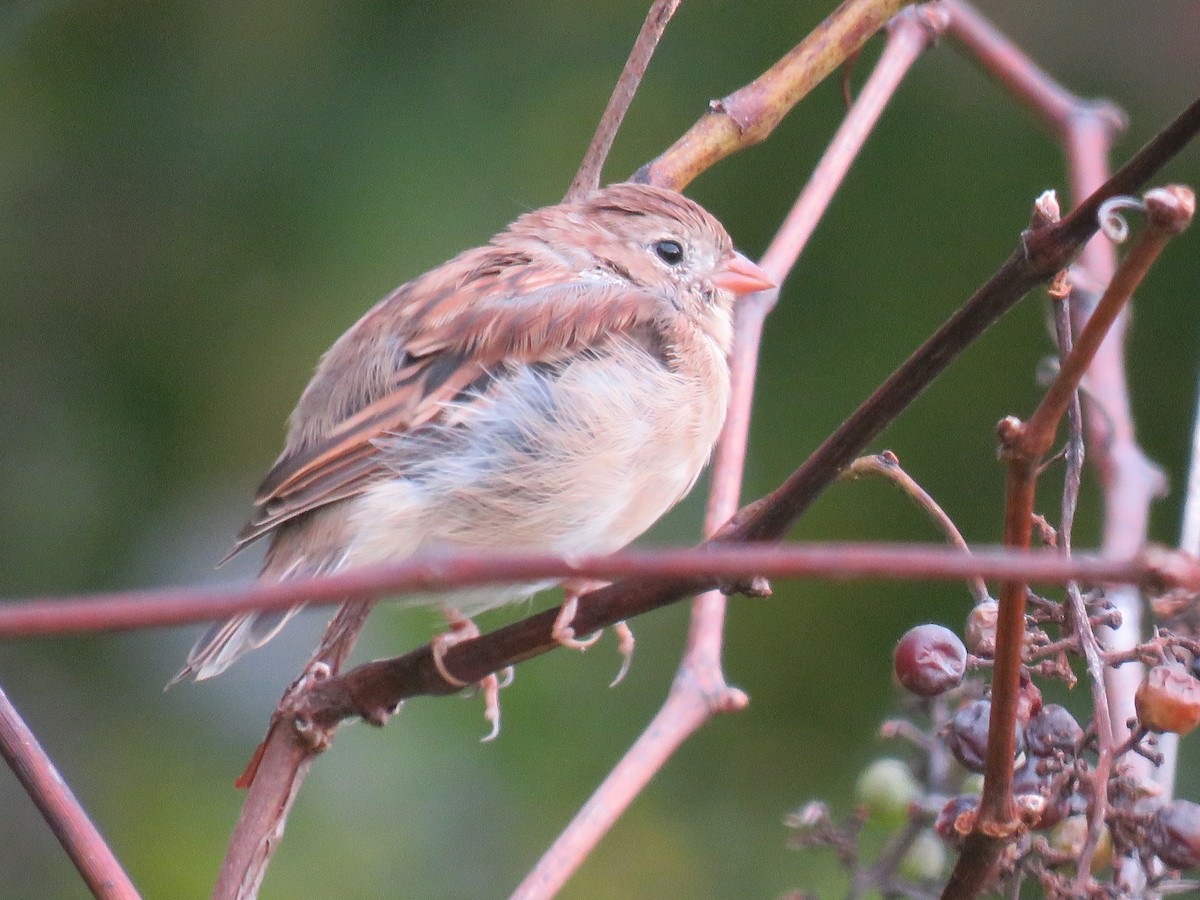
[
  {"left": 290, "top": 713, "right": 335, "bottom": 753},
  {"left": 1047, "top": 269, "right": 1072, "bottom": 300},
  {"left": 900, "top": 1, "right": 951, "bottom": 42},
  {"left": 1073, "top": 98, "right": 1130, "bottom": 137},
  {"left": 1012, "top": 792, "right": 1046, "bottom": 829},
  {"left": 1143, "top": 184, "right": 1196, "bottom": 234},
  {"left": 996, "top": 415, "right": 1026, "bottom": 459},
  {"left": 720, "top": 574, "right": 773, "bottom": 598},
  {"left": 1031, "top": 189, "right": 1062, "bottom": 228},
  {"left": 708, "top": 95, "right": 753, "bottom": 135},
  {"left": 714, "top": 686, "right": 751, "bottom": 714},
  {"left": 360, "top": 700, "right": 400, "bottom": 729}
]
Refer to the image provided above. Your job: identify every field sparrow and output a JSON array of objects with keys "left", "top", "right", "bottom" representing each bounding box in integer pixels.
[{"left": 172, "top": 182, "right": 773, "bottom": 687}]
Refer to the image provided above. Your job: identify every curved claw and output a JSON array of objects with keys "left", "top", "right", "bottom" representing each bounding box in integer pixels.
[
  {"left": 431, "top": 611, "right": 507, "bottom": 740},
  {"left": 479, "top": 673, "right": 502, "bottom": 742},
  {"left": 609, "top": 621, "right": 636, "bottom": 688}
]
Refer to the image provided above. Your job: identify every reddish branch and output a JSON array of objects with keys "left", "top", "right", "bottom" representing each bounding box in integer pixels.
[
  {"left": 0, "top": 683, "right": 140, "bottom": 899},
  {"left": 285, "top": 546, "right": 1197, "bottom": 729},
  {"left": 7, "top": 543, "right": 1194, "bottom": 640}
]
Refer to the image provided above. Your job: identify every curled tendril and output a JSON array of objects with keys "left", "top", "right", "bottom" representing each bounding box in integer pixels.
[{"left": 1097, "top": 195, "right": 1146, "bottom": 243}]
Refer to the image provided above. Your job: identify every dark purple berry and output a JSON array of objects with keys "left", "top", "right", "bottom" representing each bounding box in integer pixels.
[
  {"left": 1012, "top": 763, "right": 1068, "bottom": 830},
  {"left": 894, "top": 624, "right": 967, "bottom": 697},
  {"left": 1148, "top": 800, "right": 1200, "bottom": 870},
  {"left": 947, "top": 700, "right": 1024, "bottom": 773},
  {"left": 1026, "top": 704, "right": 1083, "bottom": 757}
]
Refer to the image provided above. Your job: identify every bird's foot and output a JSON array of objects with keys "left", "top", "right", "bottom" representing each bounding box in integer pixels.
[
  {"left": 432, "top": 612, "right": 509, "bottom": 742},
  {"left": 553, "top": 581, "right": 636, "bottom": 686}
]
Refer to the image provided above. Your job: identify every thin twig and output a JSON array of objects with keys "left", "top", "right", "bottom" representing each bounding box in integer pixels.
[
  {"left": 565, "top": 0, "right": 680, "bottom": 200},
  {"left": 1025, "top": 191, "right": 1193, "bottom": 455},
  {"left": 1053, "top": 285, "right": 1114, "bottom": 890},
  {"left": 0, "top": 681, "right": 140, "bottom": 900},
  {"left": 212, "top": 600, "right": 373, "bottom": 899},
  {"left": 842, "top": 449, "right": 989, "bottom": 604}
]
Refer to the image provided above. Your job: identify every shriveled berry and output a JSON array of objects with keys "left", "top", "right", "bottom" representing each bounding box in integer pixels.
[
  {"left": 1050, "top": 815, "right": 1112, "bottom": 872},
  {"left": 1148, "top": 800, "right": 1200, "bottom": 870},
  {"left": 1016, "top": 676, "right": 1043, "bottom": 727},
  {"left": 964, "top": 600, "right": 999, "bottom": 656},
  {"left": 1026, "top": 704, "right": 1083, "bottom": 757},
  {"left": 1135, "top": 664, "right": 1200, "bottom": 735},
  {"left": 899, "top": 829, "right": 946, "bottom": 882},
  {"left": 894, "top": 624, "right": 967, "bottom": 697},
  {"left": 1012, "top": 763, "right": 1068, "bottom": 830},
  {"left": 934, "top": 795, "right": 978, "bottom": 850},
  {"left": 947, "top": 700, "right": 1024, "bottom": 773},
  {"left": 856, "top": 758, "right": 920, "bottom": 828}
]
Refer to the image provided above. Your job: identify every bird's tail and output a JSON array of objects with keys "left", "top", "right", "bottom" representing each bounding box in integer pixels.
[
  {"left": 165, "top": 531, "right": 346, "bottom": 688},
  {"left": 166, "top": 606, "right": 301, "bottom": 687}
]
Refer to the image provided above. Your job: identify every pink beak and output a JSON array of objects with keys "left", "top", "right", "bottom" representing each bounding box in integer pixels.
[{"left": 712, "top": 251, "right": 775, "bottom": 296}]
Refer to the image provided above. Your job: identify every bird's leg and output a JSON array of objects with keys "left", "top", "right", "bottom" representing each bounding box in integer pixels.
[
  {"left": 431, "top": 610, "right": 510, "bottom": 742},
  {"left": 553, "top": 580, "right": 636, "bottom": 685},
  {"left": 552, "top": 580, "right": 605, "bottom": 650}
]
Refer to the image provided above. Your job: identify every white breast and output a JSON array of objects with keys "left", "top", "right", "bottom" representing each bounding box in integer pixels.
[{"left": 346, "top": 336, "right": 730, "bottom": 613}]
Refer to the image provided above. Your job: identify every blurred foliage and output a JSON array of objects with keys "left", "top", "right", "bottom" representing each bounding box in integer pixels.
[{"left": 1, "top": 1, "right": 1198, "bottom": 897}]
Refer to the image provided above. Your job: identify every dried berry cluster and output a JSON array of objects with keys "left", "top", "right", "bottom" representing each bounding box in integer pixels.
[{"left": 786, "top": 597, "right": 1200, "bottom": 897}]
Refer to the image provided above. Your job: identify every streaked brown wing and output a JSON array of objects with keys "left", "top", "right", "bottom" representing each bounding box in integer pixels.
[{"left": 226, "top": 252, "right": 659, "bottom": 560}]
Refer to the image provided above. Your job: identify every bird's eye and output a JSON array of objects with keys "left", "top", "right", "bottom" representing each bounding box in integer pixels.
[{"left": 653, "top": 239, "right": 684, "bottom": 265}]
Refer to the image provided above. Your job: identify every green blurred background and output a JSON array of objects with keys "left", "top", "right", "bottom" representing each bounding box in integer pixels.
[{"left": 2, "top": 1, "right": 1198, "bottom": 897}]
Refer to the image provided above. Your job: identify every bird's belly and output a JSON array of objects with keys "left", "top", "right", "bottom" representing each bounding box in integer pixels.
[{"left": 347, "top": 348, "right": 728, "bottom": 607}]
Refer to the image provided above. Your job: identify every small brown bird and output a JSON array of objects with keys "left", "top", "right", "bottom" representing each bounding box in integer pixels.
[{"left": 173, "top": 182, "right": 773, "bottom": 688}]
